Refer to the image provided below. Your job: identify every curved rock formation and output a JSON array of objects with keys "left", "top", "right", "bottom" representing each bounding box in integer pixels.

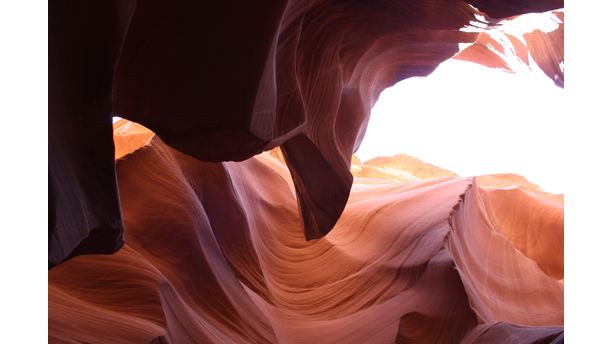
[
  {"left": 454, "top": 9, "right": 564, "bottom": 87},
  {"left": 49, "top": 0, "right": 136, "bottom": 267},
  {"left": 49, "top": 124, "right": 564, "bottom": 343},
  {"left": 353, "top": 154, "right": 458, "bottom": 182},
  {"left": 49, "top": 0, "right": 564, "bottom": 341},
  {"left": 49, "top": 0, "right": 564, "bottom": 265}
]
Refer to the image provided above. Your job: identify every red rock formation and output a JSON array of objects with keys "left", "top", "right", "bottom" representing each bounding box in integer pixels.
[
  {"left": 49, "top": 1, "right": 565, "bottom": 341},
  {"left": 49, "top": 124, "right": 564, "bottom": 342},
  {"left": 454, "top": 10, "right": 564, "bottom": 86},
  {"left": 49, "top": 0, "right": 564, "bottom": 265},
  {"left": 353, "top": 154, "right": 458, "bottom": 181},
  {"left": 49, "top": 1, "right": 136, "bottom": 267}
]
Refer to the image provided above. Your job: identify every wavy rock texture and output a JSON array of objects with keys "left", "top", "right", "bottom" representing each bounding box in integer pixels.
[
  {"left": 49, "top": 0, "right": 564, "bottom": 265},
  {"left": 48, "top": 121, "right": 564, "bottom": 343}
]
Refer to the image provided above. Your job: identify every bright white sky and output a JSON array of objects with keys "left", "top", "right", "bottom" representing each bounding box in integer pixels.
[
  {"left": 355, "top": 58, "right": 566, "bottom": 193},
  {"left": 113, "top": 13, "right": 566, "bottom": 193}
]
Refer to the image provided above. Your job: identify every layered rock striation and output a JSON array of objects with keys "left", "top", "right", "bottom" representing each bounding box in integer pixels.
[
  {"left": 49, "top": 122, "right": 564, "bottom": 343},
  {"left": 49, "top": 0, "right": 564, "bottom": 265}
]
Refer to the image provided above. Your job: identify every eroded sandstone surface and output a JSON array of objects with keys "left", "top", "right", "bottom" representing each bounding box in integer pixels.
[{"left": 49, "top": 1, "right": 564, "bottom": 342}]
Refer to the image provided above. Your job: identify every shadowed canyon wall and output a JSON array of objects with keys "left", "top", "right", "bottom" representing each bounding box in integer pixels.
[
  {"left": 49, "top": 1, "right": 564, "bottom": 342},
  {"left": 49, "top": 0, "right": 563, "bottom": 266}
]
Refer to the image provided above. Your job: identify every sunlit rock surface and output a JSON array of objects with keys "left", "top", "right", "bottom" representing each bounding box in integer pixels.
[
  {"left": 454, "top": 10, "right": 564, "bottom": 87},
  {"left": 48, "top": 122, "right": 564, "bottom": 343},
  {"left": 353, "top": 154, "right": 458, "bottom": 182},
  {"left": 49, "top": 1, "right": 564, "bottom": 265},
  {"left": 49, "top": 0, "right": 564, "bottom": 341}
]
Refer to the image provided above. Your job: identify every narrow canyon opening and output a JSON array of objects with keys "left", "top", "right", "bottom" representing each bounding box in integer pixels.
[
  {"left": 356, "top": 11, "right": 565, "bottom": 193},
  {"left": 49, "top": 2, "right": 565, "bottom": 343},
  {"left": 356, "top": 57, "right": 565, "bottom": 193}
]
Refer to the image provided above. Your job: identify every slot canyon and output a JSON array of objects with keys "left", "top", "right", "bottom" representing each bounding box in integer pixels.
[{"left": 49, "top": 1, "right": 564, "bottom": 343}]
